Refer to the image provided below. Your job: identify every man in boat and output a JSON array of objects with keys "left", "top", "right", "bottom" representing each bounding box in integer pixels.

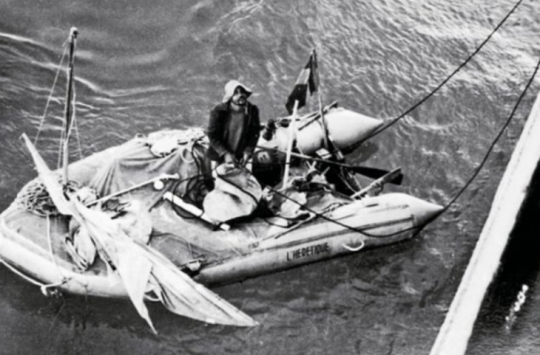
[
  {"left": 203, "top": 80, "right": 263, "bottom": 222},
  {"left": 206, "top": 80, "right": 261, "bottom": 169}
]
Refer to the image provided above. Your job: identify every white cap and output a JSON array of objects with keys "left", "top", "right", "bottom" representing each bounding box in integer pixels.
[{"left": 222, "top": 80, "right": 253, "bottom": 103}]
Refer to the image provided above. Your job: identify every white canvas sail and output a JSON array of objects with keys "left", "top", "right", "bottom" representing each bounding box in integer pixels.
[{"left": 22, "top": 133, "right": 257, "bottom": 332}]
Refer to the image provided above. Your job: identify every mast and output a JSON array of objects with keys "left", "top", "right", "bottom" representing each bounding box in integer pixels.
[
  {"left": 62, "top": 27, "right": 78, "bottom": 184},
  {"left": 282, "top": 100, "right": 299, "bottom": 189}
]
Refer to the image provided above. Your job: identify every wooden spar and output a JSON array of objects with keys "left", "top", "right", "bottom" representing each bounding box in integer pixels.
[
  {"left": 310, "top": 50, "right": 349, "bottom": 173},
  {"left": 86, "top": 173, "right": 180, "bottom": 207},
  {"left": 282, "top": 100, "right": 298, "bottom": 188},
  {"left": 316, "top": 92, "right": 329, "bottom": 149},
  {"left": 62, "top": 27, "right": 78, "bottom": 184},
  {"left": 163, "top": 192, "right": 230, "bottom": 231},
  {"left": 350, "top": 168, "right": 403, "bottom": 199},
  {"left": 429, "top": 90, "right": 540, "bottom": 355}
]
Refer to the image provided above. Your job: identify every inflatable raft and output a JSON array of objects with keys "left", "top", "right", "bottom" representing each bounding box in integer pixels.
[
  {"left": 0, "top": 28, "right": 443, "bottom": 329},
  {"left": 0, "top": 119, "right": 442, "bottom": 326}
]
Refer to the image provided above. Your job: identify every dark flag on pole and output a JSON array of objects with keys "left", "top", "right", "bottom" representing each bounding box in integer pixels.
[{"left": 285, "top": 49, "right": 319, "bottom": 114}]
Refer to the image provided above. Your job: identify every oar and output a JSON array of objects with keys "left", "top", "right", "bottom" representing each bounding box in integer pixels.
[
  {"left": 351, "top": 168, "right": 403, "bottom": 198},
  {"left": 348, "top": 165, "right": 403, "bottom": 185},
  {"left": 256, "top": 146, "right": 403, "bottom": 185}
]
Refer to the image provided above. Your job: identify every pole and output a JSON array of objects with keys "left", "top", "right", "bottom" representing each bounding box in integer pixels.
[
  {"left": 86, "top": 173, "right": 180, "bottom": 207},
  {"left": 163, "top": 192, "right": 230, "bottom": 231},
  {"left": 311, "top": 47, "right": 328, "bottom": 152},
  {"left": 62, "top": 27, "right": 78, "bottom": 184},
  {"left": 350, "top": 168, "right": 402, "bottom": 199},
  {"left": 282, "top": 100, "right": 299, "bottom": 189},
  {"left": 316, "top": 91, "right": 329, "bottom": 150}
]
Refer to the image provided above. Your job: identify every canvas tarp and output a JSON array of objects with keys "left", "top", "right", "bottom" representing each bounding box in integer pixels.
[{"left": 89, "top": 132, "right": 211, "bottom": 210}]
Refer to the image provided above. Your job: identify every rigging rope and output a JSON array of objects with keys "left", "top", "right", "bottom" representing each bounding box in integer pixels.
[
  {"left": 257, "top": 53, "right": 540, "bottom": 240},
  {"left": 0, "top": 256, "right": 69, "bottom": 297},
  {"left": 33, "top": 43, "right": 68, "bottom": 146},
  {"left": 417, "top": 52, "right": 540, "bottom": 230},
  {"left": 33, "top": 30, "right": 83, "bottom": 167},
  {"left": 164, "top": 47, "right": 539, "bottom": 247},
  {"left": 208, "top": 48, "right": 539, "bottom": 240},
  {"left": 352, "top": 0, "right": 526, "bottom": 148},
  {"left": 186, "top": 143, "right": 418, "bottom": 239},
  {"left": 72, "top": 89, "right": 84, "bottom": 160}
]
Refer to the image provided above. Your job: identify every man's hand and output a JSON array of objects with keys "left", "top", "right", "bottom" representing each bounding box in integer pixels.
[{"left": 224, "top": 152, "right": 235, "bottom": 166}]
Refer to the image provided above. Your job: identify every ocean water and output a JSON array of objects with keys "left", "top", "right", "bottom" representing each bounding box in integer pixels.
[{"left": 0, "top": 0, "right": 539, "bottom": 354}]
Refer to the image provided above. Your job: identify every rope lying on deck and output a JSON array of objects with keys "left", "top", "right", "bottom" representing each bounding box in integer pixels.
[{"left": 15, "top": 177, "right": 81, "bottom": 216}]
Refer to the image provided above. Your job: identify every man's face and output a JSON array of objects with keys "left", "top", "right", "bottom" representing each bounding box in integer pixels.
[{"left": 231, "top": 87, "right": 247, "bottom": 106}]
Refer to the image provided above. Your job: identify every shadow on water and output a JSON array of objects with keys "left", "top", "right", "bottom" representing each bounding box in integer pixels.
[{"left": 467, "top": 159, "right": 540, "bottom": 354}]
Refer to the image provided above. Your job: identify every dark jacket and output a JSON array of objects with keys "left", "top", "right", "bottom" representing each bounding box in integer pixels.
[{"left": 206, "top": 102, "right": 261, "bottom": 162}]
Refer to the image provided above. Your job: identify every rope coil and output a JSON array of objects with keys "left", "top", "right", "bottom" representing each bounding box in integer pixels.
[{"left": 15, "top": 176, "right": 80, "bottom": 216}]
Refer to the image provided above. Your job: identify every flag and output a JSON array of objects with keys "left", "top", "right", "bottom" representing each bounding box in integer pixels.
[{"left": 285, "top": 49, "right": 319, "bottom": 114}]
